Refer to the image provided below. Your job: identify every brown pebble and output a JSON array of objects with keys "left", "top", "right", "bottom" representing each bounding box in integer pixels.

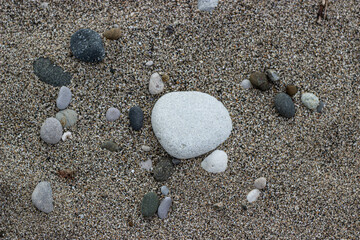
[
  {"left": 161, "top": 73, "right": 170, "bottom": 82},
  {"left": 286, "top": 85, "right": 298, "bottom": 96},
  {"left": 57, "top": 169, "right": 75, "bottom": 180},
  {"left": 103, "top": 28, "right": 121, "bottom": 40}
]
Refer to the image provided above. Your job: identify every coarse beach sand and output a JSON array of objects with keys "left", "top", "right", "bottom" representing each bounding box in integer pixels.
[{"left": 0, "top": 0, "right": 359, "bottom": 239}]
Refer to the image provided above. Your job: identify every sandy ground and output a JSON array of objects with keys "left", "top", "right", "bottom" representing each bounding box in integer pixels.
[{"left": 0, "top": 0, "right": 359, "bottom": 239}]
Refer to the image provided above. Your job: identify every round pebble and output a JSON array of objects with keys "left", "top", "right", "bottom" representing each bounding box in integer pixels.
[
  {"left": 149, "top": 72, "right": 164, "bottom": 95},
  {"left": 31, "top": 181, "right": 53, "bottom": 213},
  {"left": 274, "top": 93, "right": 295, "bottom": 118},
  {"left": 201, "top": 150, "right": 228, "bottom": 173},
  {"left": 153, "top": 158, "right": 174, "bottom": 182},
  {"left": 56, "top": 86, "right": 72, "bottom": 110},
  {"left": 70, "top": 29, "right": 105, "bottom": 63},
  {"left": 254, "top": 177, "right": 267, "bottom": 190},
  {"left": 161, "top": 73, "right": 170, "bottom": 82},
  {"left": 40, "top": 117, "right": 63, "bottom": 144},
  {"left": 301, "top": 92, "right": 320, "bottom": 110},
  {"left": 247, "top": 189, "right": 261, "bottom": 203},
  {"left": 160, "top": 186, "right": 169, "bottom": 195},
  {"left": 286, "top": 85, "right": 298, "bottom": 97},
  {"left": 157, "top": 197, "right": 172, "bottom": 219},
  {"left": 249, "top": 71, "right": 270, "bottom": 91},
  {"left": 106, "top": 107, "right": 120, "bottom": 122},
  {"left": 141, "top": 145, "right": 151, "bottom": 152},
  {"left": 141, "top": 192, "right": 159, "bottom": 217},
  {"left": 129, "top": 106, "right": 144, "bottom": 131},
  {"left": 240, "top": 79, "right": 252, "bottom": 89},
  {"left": 55, "top": 109, "right": 78, "bottom": 128},
  {"left": 103, "top": 28, "right": 121, "bottom": 40}
]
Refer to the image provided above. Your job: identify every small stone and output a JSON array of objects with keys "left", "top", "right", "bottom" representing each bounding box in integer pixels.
[
  {"left": 106, "top": 107, "right": 121, "bottom": 122},
  {"left": 33, "top": 57, "right": 71, "bottom": 87},
  {"left": 140, "top": 159, "right": 152, "bottom": 171},
  {"left": 198, "top": 0, "right": 219, "bottom": 12},
  {"left": 157, "top": 197, "right": 172, "bottom": 219},
  {"left": 265, "top": 69, "right": 280, "bottom": 83},
  {"left": 160, "top": 186, "right": 169, "bottom": 195},
  {"left": 286, "top": 85, "right": 298, "bottom": 97},
  {"left": 55, "top": 109, "right": 78, "bottom": 128},
  {"left": 301, "top": 92, "right": 320, "bottom": 110},
  {"left": 56, "top": 86, "right": 72, "bottom": 110},
  {"left": 254, "top": 177, "right": 267, "bottom": 190},
  {"left": 61, "top": 131, "right": 72, "bottom": 141},
  {"left": 149, "top": 73, "right": 164, "bottom": 95},
  {"left": 161, "top": 73, "right": 170, "bottom": 82},
  {"left": 153, "top": 158, "right": 174, "bottom": 182},
  {"left": 141, "top": 145, "right": 151, "bottom": 152},
  {"left": 317, "top": 101, "right": 326, "bottom": 113},
  {"left": 201, "top": 150, "right": 228, "bottom": 173},
  {"left": 247, "top": 189, "right": 261, "bottom": 203},
  {"left": 141, "top": 192, "right": 159, "bottom": 217},
  {"left": 101, "top": 140, "right": 120, "bottom": 152},
  {"left": 274, "top": 93, "right": 295, "bottom": 118},
  {"left": 40, "top": 117, "right": 63, "bottom": 144},
  {"left": 70, "top": 29, "right": 105, "bottom": 63},
  {"left": 32, "top": 181, "right": 53, "bottom": 213},
  {"left": 103, "top": 28, "right": 121, "bottom": 40},
  {"left": 129, "top": 106, "right": 144, "bottom": 131},
  {"left": 40, "top": 2, "right": 49, "bottom": 9},
  {"left": 145, "top": 61, "right": 154, "bottom": 66},
  {"left": 165, "top": 25, "right": 175, "bottom": 35},
  {"left": 240, "top": 79, "right": 252, "bottom": 89},
  {"left": 213, "top": 202, "right": 224, "bottom": 210},
  {"left": 249, "top": 72, "right": 270, "bottom": 91},
  {"left": 172, "top": 158, "right": 181, "bottom": 165}
]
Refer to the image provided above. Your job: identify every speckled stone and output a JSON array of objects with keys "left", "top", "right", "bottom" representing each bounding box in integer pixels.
[
  {"left": 265, "top": 69, "right": 280, "bottom": 83},
  {"left": 106, "top": 107, "right": 120, "bottom": 122},
  {"left": 141, "top": 192, "right": 159, "bottom": 217},
  {"left": 70, "top": 29, "right": 105, "bottom": 63},
  {"left": 153, "top": 158, "right": 174, "bottom": 182},
  {"left": 301, "top": 92, "right": 320, "bottom": 110},
  {"left": 254, "top": 177, "right": 267, "bottom": 190},
  {"left": 31, "top": 181, "right": 53, "bottom": 213},
  {"left": 55, "top": 109, "right": 77, "bottom": 128},
  {"left": 149, "top": 72, "right": 164, "bottom": 95},
  {"left": 198, "top": 0, "right": 219, "bottom": 12},
  {"left": 103, "top": 28, "right": 121, "bottom": 40},
  {"left": 40, "top": 117, "right": 63, "bottom": 144},
  {"left": 33, "top": 57, "right": 71, "bottom": 87},
  {"left": 249, "top": 72, "right": 271, "bottom": 91},
  {"left": 274, "top": 93, "right": 295, "bottom": 118},
  {"left": 100, "top": 140, "right": 120, "bottom": 152},
  {"left": 286, "top": 85, "right": 298, "bottom": 97}
]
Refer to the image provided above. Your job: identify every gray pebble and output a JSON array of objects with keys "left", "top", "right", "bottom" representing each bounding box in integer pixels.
[
  {"left": 317, "top": 101, "right": 326, "bottom": 113},
  {"left": 153, "top": 158, "right": 174, "bottom": 182},
  {"left": 157, "top": 197, "right": 172, "bottom": 219},
  {"left": 274, "top": 93, "right": 295, "bottom": 118},
  {"left": 265, "top": 69, "right": 280, "bottom": 83},
  {"left": 70, "top": 29, "right": 105, "bottom": 63},
  {"left": 56, "top": 86, "right": 72, "bottom": 110},
  {"left": 101, "top": 140, "right": 120, "bottom": 152},
  {"left": 129, "top": 106, "right": 144, "bottom": 131},
  {"left": 172, "top": 158, "right": 181, "bottom": 165},
  {"left": 254, "top": 177, "right": 267, "bottom": 190},
  {"left": 160, "top": 186, "right": 169, "bottom": 195},
  {"left": 32, "top": 181, "right": 53, "bottom": 213},
  {"left": 249, "top": 71, "right": 271, "bottom": 91},
  {"left": 40, "top": 117, "right": 63, "bottom": 144},
  {"left": 33, "top": 57, "right": 71, "bottom": 87},
  {"left": 141, "top": 192, "right": 159, "bottom": 217},
  {"left": 141, "top": 145, "right": 151, "bottom": 152},
  {"left": 106, "top": 107, "right": 121, "bottom": 122}
]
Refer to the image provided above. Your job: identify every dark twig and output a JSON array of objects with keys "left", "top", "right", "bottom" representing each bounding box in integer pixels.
[{"left": 316, "top": 0, "right": 329, "bottom": 24}]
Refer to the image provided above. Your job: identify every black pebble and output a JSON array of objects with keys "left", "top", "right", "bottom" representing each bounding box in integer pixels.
[{"left": 129, "top": 106, "right": 144, "bottom": 131}]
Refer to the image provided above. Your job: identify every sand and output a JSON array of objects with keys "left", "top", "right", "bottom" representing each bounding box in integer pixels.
[{"left": 0, "top": 0, "right": 359, "bottom": 239}]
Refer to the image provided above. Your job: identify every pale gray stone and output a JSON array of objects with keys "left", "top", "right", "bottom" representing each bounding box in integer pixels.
[
  {"left": 198, "top": 0, "right": 219, "bottom": 12},
  {"left": 106, "top": 107, "right": 120, "bottom": 122},
  {"left": 254, "top": 177, "right": 267, "bottom": 190},
  {"left": 301, "top": 92, "right": 320, "bottom": 110},
  {"left": 149, "top": 72, "right": 164, "bottom": 95},
  {"left": 32, "top": 181, "right": 53, "bottom": 213},
  {"left": 56, "top": 109, "right": 78, "bottom": 128},
  {"left": 158, "top": 197, "right": 172, "bottom": 219},
  {"left": 40, "top": 117, "right": 63, "bottom": 144},
  {"left": 265, "top": 69, "right": 280, "bottom": 83},
  {"left": 247, "top": 189, "right": 261, "bottom": 203},
  {"left": 56, "top": 86, "right": 72, "bottom": 110},
  {"left": 161, "top": 186, "right": 169, "bottom": 196},
  {"left": 241, "top": 79, "right": 252, "bottom": 89},
  {"left": 151, "top": 91, "right": 232, "bottom": 159}
]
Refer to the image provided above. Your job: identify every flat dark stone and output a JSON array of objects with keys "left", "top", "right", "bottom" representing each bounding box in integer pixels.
[
  {"left": 129, "top": 106, "right": 144, "bottom": 131},
  {"left": 33, "top": 57, "right": 71, "bottom": 87},
  {"left": 140, "top": 192, "right": 159, "bottom": 217}
]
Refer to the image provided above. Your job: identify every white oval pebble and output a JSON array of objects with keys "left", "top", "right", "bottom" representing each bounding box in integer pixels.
[
  {"left": 40, "top": 117, "right": 63, "bottom": 144},
  {"left": 56, "top": 86, "right": 72, "bottom": 110},
  {"left": 161, "top": 186, "right": 169, "bottom": 195},
  {"left": 158, "top": 197, "right": 172, "bottom": 219},
  {"left": 145, "top": 60, "right": 154, "bottom": 66},
  {"left": 247, "top": 189, "right": 261, "bottom": 203},
  {"left": 149, "top": 73, "right": 164, "bottom": 95},
  {"left": 254, "top": 177, "right": 266, "bottom": 190},
  {"left": 141, "top": 145, "right": 151, "bottom": 152},
  {"left": 106, "top": 107, "right": 121, "bottom": 122},
  {"left": 32, "top": 181, "right": 53, "bottom": 213},
  {"left": 301, "top": 92, "right": 319, "bottom": 110},
  {"left": 240, "top": 79, "right": 252, "bottom": 89},
  {"left": 201, "top": 150, "right": 228, "bottom": 173}
]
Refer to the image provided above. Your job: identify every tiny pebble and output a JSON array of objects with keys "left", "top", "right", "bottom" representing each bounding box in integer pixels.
[
  {"left": 141, "top": 145, "right": 151, "bottom": 152},
  {"left": 213, "top": 202, "right": 224, "bottom": 210},
  {"left": 317, "top": 101, "right": 326, "bottom": 113},
  {"left": 240, "top": 79, "right": 252, "bottom": 89},
  {"left": 103, "top": 28, "right": 121, "bottom": 40},
  {"left": 140, "top": 159, "right": 152, "bottom": 171},
  {"left": 247, "top": 189, "right": 261, "bottom": 203},
  {"left": 149, "top": 72, "right": 164, "bottom": 95},
  {"left": 172, "top": 158, "right": 181, "bottom": 165},
  {"left": 106, "top": 107, "right": 121, "bottom": 122},
  {"left": 145, "top": 60, "right": 154, "bottom": 66},
  {"left": 254, "top": 177, "right": 267, "bottom": 190},
  {"left": 301, "top": 92, "right": 320, "bottom": 110},
  {"left": 161, "top": 186, "right": 169, "bottom": 195},
  {"left": 265, "top": 69, "right": 280, "bottom": 83},
  {"left": 61, "top": 131, "right": 72, "bottom": 141},
  {"left": 161, "top": 73, "right": 170, "bottom": 82},
  {"left": 286, "top": 85, "right": 298, "bottom": 97},
  {"left": 40, "top": 2, "right": 49, "bottom": 9}
]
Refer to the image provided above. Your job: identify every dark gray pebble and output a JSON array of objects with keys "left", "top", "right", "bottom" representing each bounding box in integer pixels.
[
  {"left": 153, "top": 158, "right": 174, "bottom": 182},
  {"left": 70, "top": 29, "right": 105, "bottom": 63},
  {"left": 274, "top": 93, "right": 295, "bottom": 118},
  {"left": 33, "top": 57, "right": 71, "bottom": 87},
  {"left": 129, "top": 106, "right": 144, "bottom": 131},
  {"left": 317, "top": 101, "right": 325, "bottom": 113},
  {"left": 141, "top": 192, "right": 159, "bottom": 217}
]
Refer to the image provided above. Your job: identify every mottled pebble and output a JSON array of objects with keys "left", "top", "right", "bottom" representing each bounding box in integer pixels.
[
  {"left": 161, "top": 73, "right": 170, "bottom": 82},
  {"left": 317, "top": 101, "right": 326, "bottom": 113},
  {"left": 240, "top": 79, "right": 252, "bottom": 89},
  {"left": 161, "top": 186, "right": 169, "bottom": 195},
  {"left": 198, "top": 0, "right": 219, "bottom": 12},
  {"left": 301, "top": 92, "right": 320, "bottom": 110},
  {"left": 141, "top": 192, "right": 159, "bottom": 217},
  {"left": 106, "top": 107, "right": 121, "bottom": 122},
  {"left": 33, "top": 57, "right": 71, "bottom": 87},
  {"left": 129, "top": 106, "right": 144, "bottom": 131},
  {"left": 274, "top": 93, "right": 295, "bottom": 118},
  {"left": 32, "top": 181, "right": 53, "bottom": 213},
  {"left": 70, "top": 29, "right": 105, "bottom": 63},
  {"left": 40, "top": 117, "right": 63, "bottom": 144},
  {"left": 254, "top": 177, "right": 267, "bottom": 190},
  {"left": 56, "top": 86, "right": 72, "bottom": 110},
  {"left": 265, "top": 69, "right": 280, "bottom": 83},
  {"left": 153, "top": 158, "right": 174, "bottom": 182},
  {"left": 141, "top": 145, "right": 151, "bottom": 152},
  {"left": 55, "top": 109, "right": 78, "bottom": 128},
  {"left": 101, "top": 140, "right": 120, "bottom": 152},
  {"left": 140, "top": 159, "right": 152, "bottom": 171},
  {"left": 157, "top": 197, "right": 172, "bottom": 219},
  {"left": 149, "top": 72, "right": 164, "bottom": 95},
  {"left": 247, "top": 189, "right": 261, "bottom": 203},
  {"left": 249, "top": 71, "right": 270, "bottom": 91},
  {"left": 103, "top": 28, "right": 121, "bottom": 40},
  {"left": 286, "top": 85, "right": 298, "bottom": 97},
  {"left": 201, "top": 150, "right": 228, "bottom": 173}
]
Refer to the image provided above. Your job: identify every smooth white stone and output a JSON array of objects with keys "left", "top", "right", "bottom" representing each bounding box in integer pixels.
[
  {"left": 247, "top": 189, "right": 261, "bottom": 203},
  {"left": 201, "top": 150, "right": 228, "bottom": 173}
]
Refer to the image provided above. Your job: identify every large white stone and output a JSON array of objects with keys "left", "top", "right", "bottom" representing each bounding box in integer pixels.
[
  {"left": 201, "top": 150, "right": 228, "bottom": 173},
  {"left": 151, "top": 91, "right": 232, "bottom": 159}
]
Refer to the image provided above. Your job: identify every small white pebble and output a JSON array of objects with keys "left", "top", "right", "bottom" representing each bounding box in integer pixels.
[
  {"left": 247, "top": 189, "right": 261, "bottom": 203},
  {"left": 254, "top": 177, "right": 267, "bottom": 190},
  {"left": 145, "top": 60, "right": 154, "bottom": 66},
  {"left": 61, "top": 131, "right": 72, "bottom": 141},
  {"left": 241, "top": 79, "right": 252, "bottom": 89},
  {"left": 141, "top": 145, "right": 151, "bottom": 152},
  {"left": 131, "top": 169, "right": 135, "bottom": 173}
]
